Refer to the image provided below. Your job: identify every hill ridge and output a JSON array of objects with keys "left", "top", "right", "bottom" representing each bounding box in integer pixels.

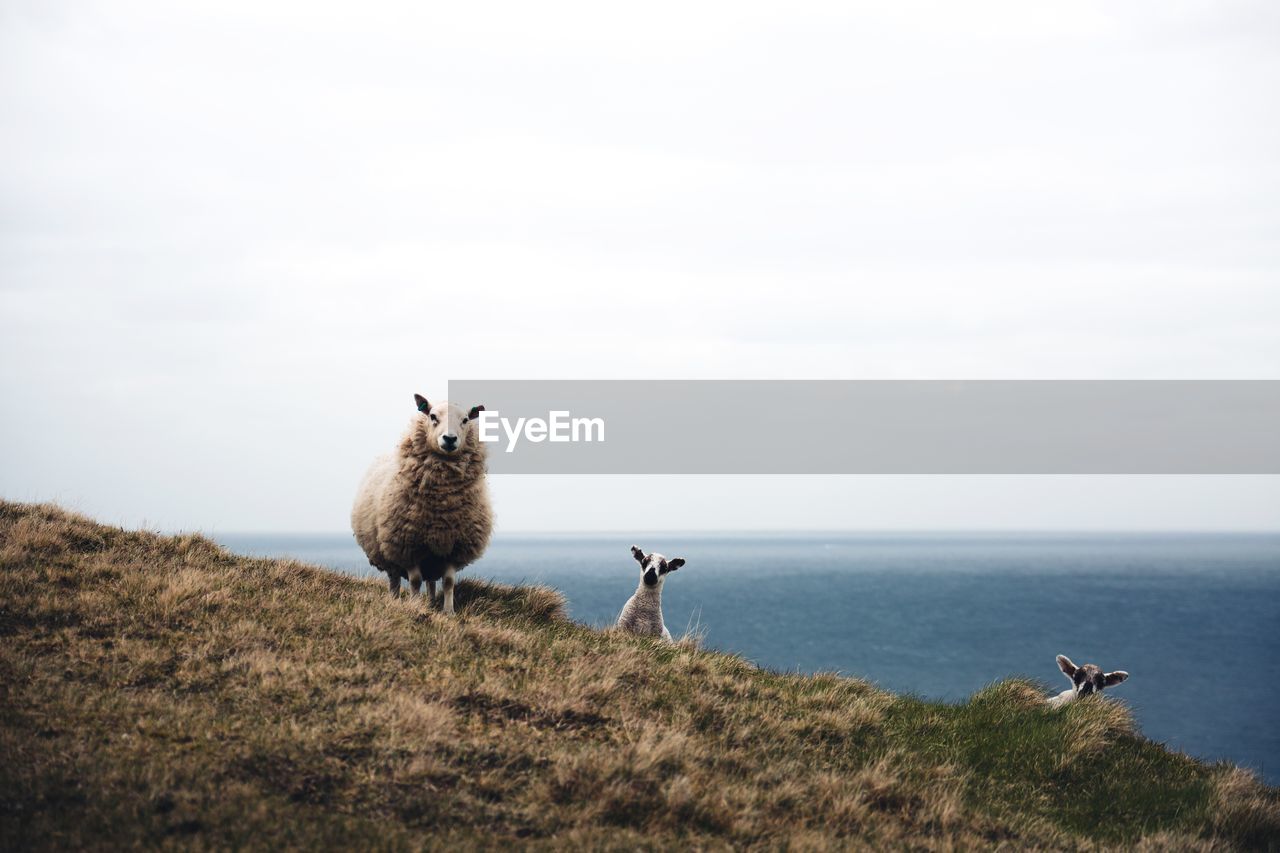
[{"left": 1, "top": 501, "right": 1276, "bottom": 849}]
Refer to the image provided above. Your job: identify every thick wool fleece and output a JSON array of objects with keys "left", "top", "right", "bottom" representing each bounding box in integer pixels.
[
  {"left": 616, "top": 584, "right": 671, "bottom": 641},
  {"left": 351, "top": 408, "right": 493, "bottom": 583}
]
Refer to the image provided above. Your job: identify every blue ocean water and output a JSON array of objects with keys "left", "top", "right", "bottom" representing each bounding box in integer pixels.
[{"left": 214, "top": 531, "right": 1280, "bottom": 784}]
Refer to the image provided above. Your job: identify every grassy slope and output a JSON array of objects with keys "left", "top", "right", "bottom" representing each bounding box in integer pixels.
[{"left": 0, "top": 501, "right": 1276, "bottom": 851}]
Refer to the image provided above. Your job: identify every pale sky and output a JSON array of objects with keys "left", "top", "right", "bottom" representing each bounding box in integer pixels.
[{"left": 2, "top": 1, "right": 1278, "bottom": 532}]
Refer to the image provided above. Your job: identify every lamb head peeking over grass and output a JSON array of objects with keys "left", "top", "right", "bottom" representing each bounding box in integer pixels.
[
  {"left": 351, "top": 394, "right": 493, "bottom": 614},
  {"left": 1047, "top": 654, "right": 1129, "bottom": 707},
  {"left": 616, "top": 545, "right": 685, "bottom": 641}
]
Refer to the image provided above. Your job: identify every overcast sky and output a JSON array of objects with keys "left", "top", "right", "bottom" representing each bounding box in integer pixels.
[{"left": 2, "top": 1, "right": 1278, "bottom": 533}]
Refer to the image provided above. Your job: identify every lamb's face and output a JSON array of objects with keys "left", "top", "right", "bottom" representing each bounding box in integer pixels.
[
  {"left": 630, "top": 545, "right": 685, "bottom": 588},
  {"left": 1056, "top": 654, "right": 1128, "bottom": 699},
  {"left": 413, "top": 395, "right": 485, "bottom": 457}
]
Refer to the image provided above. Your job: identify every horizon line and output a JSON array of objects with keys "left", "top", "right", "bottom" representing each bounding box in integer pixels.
[{"left": 203, "top": 527, "right": 1280, "bottom": 538}]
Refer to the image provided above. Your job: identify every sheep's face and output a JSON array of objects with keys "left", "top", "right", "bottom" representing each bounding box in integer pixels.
[
  {"left": 1056, "top": 654, "right": 1128, "bottom": 699},
  {"left": 413, "top": 395, "right": 485, "bottom": 457},
  {"left": 631, "top": 545, "right": 685, "bottom": 589}
]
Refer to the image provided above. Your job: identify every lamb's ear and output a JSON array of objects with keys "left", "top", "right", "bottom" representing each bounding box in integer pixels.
[
  {"left": 631, "top": 545, "right": 646, "bottom": 565},
  {"left": 667, "top": 558, "right": 685, "bottom": 571},
  {"left": 1056, "top": 655, "right": 1078, "bottom": 678},
  {"left": 414, "top": 394, "right": 430, "bottom": 413},
  {"left": 469, "top": 405, "right": 485, "bottom": 420},
  {"left": 1104, "top": 671, "right": 1129, "bottom": 687}
]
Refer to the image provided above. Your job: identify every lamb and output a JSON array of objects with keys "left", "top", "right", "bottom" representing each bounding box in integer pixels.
[
  {"left": 1047, "top": 654, "right": 1129, "bottom": 707},
  {"left": 616, "top": 545, "right": 686, "bottom": 641},
  {"left": 351, "top": 394, "right": 492, "bottom": 614}
]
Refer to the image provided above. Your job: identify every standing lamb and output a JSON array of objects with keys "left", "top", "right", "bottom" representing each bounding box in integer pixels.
[
  {"left": 351, "top": 394, "right": 492, "bottom": 614},
  {"left": 616, "top": 545, "right": 686, "bottom": 641}
]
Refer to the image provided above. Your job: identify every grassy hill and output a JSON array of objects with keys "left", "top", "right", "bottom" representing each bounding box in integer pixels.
[{"left": 1, "top": 501, "right": 1276, "bottom": 850}]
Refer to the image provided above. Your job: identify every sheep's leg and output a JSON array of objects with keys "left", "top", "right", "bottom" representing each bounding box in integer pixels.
[
  {"left": 407, "top": 568, "right": 423, "bottom": 597},
  {"left": 442, "top": 567, "right": 457, "bottom": 615},
  {"left": 387, "top": 571, "right": 402, "bottom": 597}
]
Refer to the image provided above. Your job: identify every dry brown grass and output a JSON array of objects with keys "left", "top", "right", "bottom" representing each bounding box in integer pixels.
[{"left": 1, "top": 501, "right": 1276, "bottom": 850}]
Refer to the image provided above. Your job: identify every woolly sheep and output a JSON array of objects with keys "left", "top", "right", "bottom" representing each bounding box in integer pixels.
[
  {"left": 351, "top": 394, "right": 492, "bottom": 614},
  {"left": 616, "top": 545, "right": 686, "bottom": 641}
]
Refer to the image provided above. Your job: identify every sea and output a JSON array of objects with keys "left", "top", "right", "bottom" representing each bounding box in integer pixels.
[{"left": 214, "top": 532, "right": 1280, "bottom": 784}]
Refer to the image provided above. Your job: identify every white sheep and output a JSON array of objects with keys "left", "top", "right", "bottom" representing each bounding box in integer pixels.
[
  {"left": 351, "top": 394, "right": 492, "bottom": 614},
  {"left": 1047, "top": 654, "right": 1129, "bottom": 707},
  {"left": 616, "top": 545, "right": 685, "bottom": 640}
]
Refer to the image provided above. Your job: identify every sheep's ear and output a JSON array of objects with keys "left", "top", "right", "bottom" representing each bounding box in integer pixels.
[
  {"left": 667, "top": 558, "right": 685, "bottom": 571},
  {"left": 1056, "top": 655, "right": 1078, "bottom": 678},
  {"left": 1104, "top": 670, "right": 1129, "bottom": 687},
  {"left": 469, "top": 405, "right": 485, "bottom": 420},
  {"left": 631, "top": 545, "right": 646, "bottom": 565},
  {"left": 414, "top": 394, "right": 430, "bottom": 413}
]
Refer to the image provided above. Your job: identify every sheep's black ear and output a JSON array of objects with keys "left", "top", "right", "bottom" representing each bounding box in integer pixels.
[
  {"left": 414, "top": 394, "right": 430, "bottom": 413},
  {"left": 1104, "top": 670, "right": 1129, "bottom": 687},
  {"left": 469, "top": 405, "right": 485, "bottom": 420},
  {"left": 1056, "top": 655, "right": 1078, "bottom": 678},
  {"left": 667, "top": 558, "right": 685, "bottom": 571},
  {"left": 631, "top": 545, "right": 646, "bottom": 565}
]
